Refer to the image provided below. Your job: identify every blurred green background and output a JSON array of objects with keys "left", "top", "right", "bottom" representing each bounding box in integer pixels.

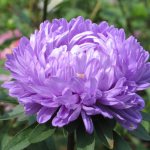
[{"left": 0, "top": 0, "right": 150, "bottom": 150}]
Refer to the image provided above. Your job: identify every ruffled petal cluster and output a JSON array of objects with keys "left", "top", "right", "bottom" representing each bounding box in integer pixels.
[{"left": 3, "top": 16, "right": 150, "bottom": 133}]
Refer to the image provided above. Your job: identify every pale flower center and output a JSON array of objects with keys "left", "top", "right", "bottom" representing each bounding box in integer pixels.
[{"left": 76, "top": 73, "right": 85, "bottom": 78}]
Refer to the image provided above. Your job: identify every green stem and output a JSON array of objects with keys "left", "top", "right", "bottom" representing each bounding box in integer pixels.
[
  {"left": 90, "top": 0, "right": 101, "bottom": 21},
  {"left": 67, "top": 132, "right": 75, "bottom": 150},
  {"left": 43, "top": 0, "right": 48, "bottom": 21}
]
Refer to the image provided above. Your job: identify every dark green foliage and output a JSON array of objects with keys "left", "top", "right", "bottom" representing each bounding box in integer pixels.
[
  {"left": 76, "top": 123, "right": 95, "bottom": 150},
  {"left": 113, "top": 131, "right": 132, "bottom": 150},
  {"left": 94, "top": 116, "right": 116, "bottom": 149},
  {"left": 0, "top": 105, "right": 24, "bottom": 120},
  {"left": 130, "top": 124, "right": 150, "bottom": 141},
  {"left": 3, "top": 123, "right": 55, "bottom": 150}
]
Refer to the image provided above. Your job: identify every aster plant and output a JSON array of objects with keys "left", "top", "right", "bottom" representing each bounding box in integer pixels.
[{"left": 2, "top": 16, "right": 150, "bottom": 150}]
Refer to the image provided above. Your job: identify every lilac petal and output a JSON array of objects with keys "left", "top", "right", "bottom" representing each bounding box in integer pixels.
[
  {"left": 85, "top": 59, "right": 100, "bottom": 79},
  {"left": 41, "top": 101, "right": 60, "bottom": 108},
  {"left": 103, "top": 88, "right": 124, "bottom": 98},
  {"left": 137, "top": 63, "right": 150, "bottom": 87},
  {"left": 136, "top": 83, "right": 150, "bottom": 91},
  {"left": 98, "top": 21, "right": 109, "bottom": 33},
  {"left": 52, "top": 106, "right": 70, "bottom": 127},
  {"left": 81, "top": 111, "right": 94, "bottom": 134},
  {"left": 83, "top": 105, "right": 113, "bottom": 119},
  {"left": 56, "top": 94, "right": 79, "bottom": 106},
  {"left": 114, "top": 109, "right": 141, "bottom": 125},
  {"left": 124, "top": 109, "right": 142, "bottom": 123},
  {"left": 57, "top": 106, "right": 69, "bottom": 119},
  {"left": 24, "top": 94, "right": 59, "bottom": 108},
  {"left": 84, "top": 78, "right": 97, "bottom": 95},
  {"left": 90, "top": 78, "right": 97, "bottom": 95},
  {"left": 134, "top": 95, "right": 145, "bottom": 110},
  {"left": 31, "top": 77, "right": 67, "bottom": 96},
  {"left": 24, "top": 103, "right": 41, "bottom": 115},
  {"left": 98, "top": 67, "right": 115, "bottom": 91},
  {"left": 29, "top": 85, "right": 54, "bottom": 98},
  {"left": 2, "top": 81, "right": 30, "bottom": 99},
  {"left": 37, "top": 107, "right": 57, "bottom": 123},
  {"left": 75, "top": 52, "right": 87, "bottom": 73},
  {"left": 103, "top": 77, "right": 126, "bottom": 97},
  {"left": 2, "top": 81, "right": 15, "bottom": 89},
  {"left": 68, "top": 106, "right": 81, "bottom": 122},
  {"left": 70, "top": 77, "right": 84, "bottom": 93},
  {"left": 117, "top": 119, "right": 138, "bottom": 130},
  {"left": 81, "top": 93, "right": 96, "bottom": 106},
  {"left": 70, "top": 31, "right": 93, "bottom": 46},
  {"left": 19, "top": 37, "right": 30, "bottom": 50},
  {"left": 98, "top": 97, "right": 126, "bottom": 108},
  {"left": 69, "top": 16, "right": 84, "bottom": 34},
  {"left": 56, "top": 66, "right": 75, "bottom": 81}
]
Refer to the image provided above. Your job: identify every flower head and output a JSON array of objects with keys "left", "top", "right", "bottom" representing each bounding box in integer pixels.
[{"left": 3, "top": 16, "right": 150, "bottom": 133}]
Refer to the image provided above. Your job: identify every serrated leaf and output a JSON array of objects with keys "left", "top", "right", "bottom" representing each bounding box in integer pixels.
[
  {"left": 114, "top": 131, "right": 132, "bottom": 150},
  {"left": 0, "top": 105, "right": 24, "bottom": 120},
  {"left": 29, "top": 124, "right": 55, "bottom": 143},
  {"left": 130, "top": 124, "right": 150, "bottom": 141},
  {"left": 76, "top": 124, "right": 95, "bottom": 150},
  {"left": 94, "top": 117, "right": 115, "bottom": 149},
  {"left": 142, "top": 112, "right": 150, "bottom": 121}
]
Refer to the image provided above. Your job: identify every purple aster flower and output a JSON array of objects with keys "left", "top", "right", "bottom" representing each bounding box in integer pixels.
[{"left": 2, "top": 16, "right": 150, "bottom": 134}]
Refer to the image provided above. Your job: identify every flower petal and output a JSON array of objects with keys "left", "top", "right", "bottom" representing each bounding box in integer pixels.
[
  {"left": 37, "top": 107, "right": 57, "bottom": 123},
  {"left": 81, "top": 111, "right": 93, "bottom": 134}
]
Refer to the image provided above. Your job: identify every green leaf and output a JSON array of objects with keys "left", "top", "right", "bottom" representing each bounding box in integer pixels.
[
  {"left": 25, "top": 141, "right": 50, "bottom": 150},
  {"left": 94, "top": 117, "right": 115, "bottom": 149},
  {"left": 0, "top": 89, "right": 18, "bottom": 104},
  {"left": 0, "top": 134, "right": 11, "bottom": 150},
  {"left": 0, "top": 124, "right": 10, "bottom": 149},
  {"left": 76, "top": 124, "right": 95, "bottom": 150},
  {"left": 113, "top": 131, "right": 132, "bottom": 150},
  {"left": 0, "top": 105, "right": 24, "bottom": 120},
  {"left": 131, "top": 3, "right": 148, "bottom": 18},
  {"left": 142, "top": 112, "right": 150, "bottom": 121},
  {"left": 17, "top": 113, "right": 30, "bottom": 122},
  {"left": 130, "top": 124, "right": 150, "bottom": 141},
  {"left": 17, "top": 114, "right": 36, "bottom": 124},
  {"left": 29, "top": 124, "right": 55, "bottom": 143},
  {"left": 0, "top": 97, "right": 18, "bottom": 104},
  {"left": 45, "top": 137, "right": 57, "bottom": 150},
  {"left": 3, "top": 125, "right": 33, "bottom": 150},
  {"left": 3, "top": 124, "right": 55, "bottom": 150}
]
